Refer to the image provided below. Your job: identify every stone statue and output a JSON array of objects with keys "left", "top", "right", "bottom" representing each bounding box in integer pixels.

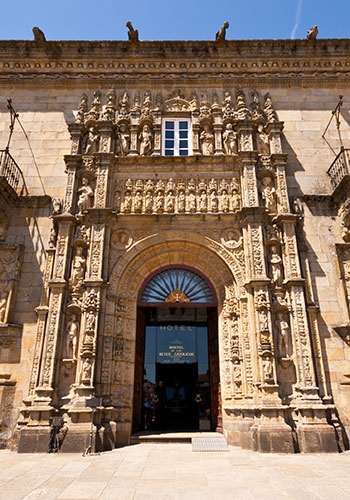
[
  {"left": 77, "top": 177, "right": 94, "bottom": 213},
  {"left": 86, "top": 310, "right": 96, "bottom": 331},
  {"left": 118, "top": 91, "right": 130, "bottom": 118},
  {"left": 261, "top": 176, "right": 277, "bottom": 213},
  {"left": 139, "top": 125, "right": 152, "bottom": 156},
  {"left": 145, "top": 192, "right": 153, "bottom": 213},
  {"left": 165, "top": 192, "right": 175, "bottom": 213},
  {"left": 199, "top": 190, "right": 207, "bottom": 212},
  {"left": 224, "top": 230, "right": 242, "bottom": 249},
  {"left": 70, "top": 246, "right": 86, "bottom": 291},
  {"left": 178, "top": 191, "right": 186, "bottom": 212},
  {"left": 66, "top": 314, "right": 80, "bottom": 360},
  {"left": 220, "top": 189, "right": 230, "bottom": 213},
  {"left": 276, "top": 313, "right": 290, "bottom": 358},
  {"left": 126, "top": 21, "right": 139, "bottom": 42},
  {"left": 0, "top": 291, "right": 8, "bottom": 323},
  {"left": 262, "top": 358, "right": 273, "bottom": 381},
  {"left": 101, "top": 88, "right": 116, "bottom": 121},
  {"left": 32, "top": 27, "right": 46, "bottom": 42},
  {"left": 210, "top": 190, "right": 218, "bottom": 212},
  {"left": 222, "top": 123, "right": 237, "bottom": 155},
  {"left": 200, "top": 124, "right": 215, "bottom": 155},
  {"left": 270, "top": 246, "right": 283, "bottom": 286},
  {"left": 216, "top": 22, "right": 229, "bottom": 41},
  {"left": 155, "top": 191, "right": 164, "bottom": 213},
  {"left": 307, "top": 25, "right": 318, "bottom": 40},
  {"left": 84, "top": 127, "right": 100, "bottom": 154},
  {"left": 188, "top": 192, "right": 196, "bottom": 213},
  {"left": 81, "top": 357, "right": 92, "bottom": 383},
  {"left": 75, "top": 94, "right": 88, "bottom": 124},
  {"left": 52, "top": 197, "right": 62, "bottom": 216},
  {"left": 116, "top": 124, "right": 130, "bottom": 156},
  {"left": 256, "top": 124, "right": 270, "bottom": 155},
  {"left": 48, "top": 223, "right": 57, "bottom": 249}
]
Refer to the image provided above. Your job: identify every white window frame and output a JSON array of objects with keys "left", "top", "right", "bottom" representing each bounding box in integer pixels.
[{"left": 161, "top": 118, "right": 192, "bottom": 156}]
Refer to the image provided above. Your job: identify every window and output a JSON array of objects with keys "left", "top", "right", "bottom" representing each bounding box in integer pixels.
[{"left": 162, "top": 119, "right": 192, "bottom": 156}]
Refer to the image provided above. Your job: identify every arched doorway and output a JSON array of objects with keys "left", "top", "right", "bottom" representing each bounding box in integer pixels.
[{"left": 132, "top": 266, "right": 220, "bottom": 433}]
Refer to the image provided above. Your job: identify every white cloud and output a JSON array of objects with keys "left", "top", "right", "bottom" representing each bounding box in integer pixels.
[{"left": 291, "top": 0, "right": 303, "bottom": 39}]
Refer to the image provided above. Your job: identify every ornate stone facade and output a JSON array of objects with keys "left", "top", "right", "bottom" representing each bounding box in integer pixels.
[{"left": 0, "top": 35, "right": 349, "bottom": 454}]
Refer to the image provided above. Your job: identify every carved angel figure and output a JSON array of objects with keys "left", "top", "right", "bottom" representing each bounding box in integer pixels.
[
  {"left": 261, "top": 176, "right": 277, "bottom": 213},
  {"left": 77, "top": 177, "right": 94, "bottom": 213},
  {"left": 66, "top": 314, "right": 79, "bottom": 360},
  {"left": 200, "top": 124, "right": 215, "bottom": 155},
  {"left": 223, "top": 123, "right": 237, "bottom": 155},
  {"left": 139, "top": 125, "right": 153, "bottom": 156}
]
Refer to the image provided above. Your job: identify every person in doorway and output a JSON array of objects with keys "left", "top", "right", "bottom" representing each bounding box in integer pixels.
[{"left": 155, "top": 380, "right": 167, "bottom": 430}]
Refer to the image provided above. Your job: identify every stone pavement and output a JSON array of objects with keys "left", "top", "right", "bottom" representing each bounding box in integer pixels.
[{"left": 1, "top": 444, "right": 350, "bottom": 500}]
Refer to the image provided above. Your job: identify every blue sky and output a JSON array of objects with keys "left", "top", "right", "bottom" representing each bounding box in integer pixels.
[{"left": 1, "top": 0, "right": 349, "bottom": 41}]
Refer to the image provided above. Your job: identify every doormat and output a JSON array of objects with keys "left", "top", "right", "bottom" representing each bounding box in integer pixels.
[{"left": 192, "top": 436, "right": 229, "bottom": 452}]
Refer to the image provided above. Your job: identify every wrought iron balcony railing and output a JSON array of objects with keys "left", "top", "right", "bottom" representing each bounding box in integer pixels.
[
  {"left": 327, "top": 147, "right": 350, "bottom": 191},
  {"left": 0, "top": 149, "right": 28, "bottom": 196}
]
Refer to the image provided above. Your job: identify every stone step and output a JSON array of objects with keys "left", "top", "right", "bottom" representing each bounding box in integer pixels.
[{"left": 130, "top": 431, "right": 220, "bottom": 445}]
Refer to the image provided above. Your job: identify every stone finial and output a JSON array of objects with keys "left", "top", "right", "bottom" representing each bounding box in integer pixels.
[
  {"left": 216, "top": 22, "right": 229, "bottom": 42},
  {"left": 126, "top": 21, "right": 139, "bottom": 42},
  {"left": 307, "top": 25, "right": 318, "bottom": 40},
  {"left": 32, "top": 26, "right": 46, "bottom": 42}
]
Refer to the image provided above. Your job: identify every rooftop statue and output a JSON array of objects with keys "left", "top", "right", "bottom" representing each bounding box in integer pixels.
[
  {"left": 32, "top": 26, "right": 46, "bottom": 42},
  {"left": 216, "top": 22, "right": 229, "bottom": 42},
  {"left": 307, "top": 25, "right": 318, "bottom": 40},
  {"left": 126, "top": 21, "right": 139, "bottom": 42}
]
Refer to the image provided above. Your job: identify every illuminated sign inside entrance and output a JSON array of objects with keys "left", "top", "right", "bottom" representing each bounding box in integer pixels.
[{"left": 156, "top": 325, "right": 196, "bottom": 364}]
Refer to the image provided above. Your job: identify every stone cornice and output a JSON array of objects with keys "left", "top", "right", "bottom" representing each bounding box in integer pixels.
[{"left": 0, "top": 38, "right": 350, "bottom": 87}]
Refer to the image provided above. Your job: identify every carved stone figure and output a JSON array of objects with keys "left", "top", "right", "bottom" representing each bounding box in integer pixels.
[
  {"left": 48, "top": 223, "right": 57, "bottom": 249},
  {"left": 250, "top": 90, "right": 264, "bottom": 121},
  {"left": 264, "top": 93, "right": 277, "bottom": 122},
  {"left": 84, "top": 127, "right": 100, "bottom": 154},
  {"left": 223, "top": 230, "right": 242, "bottom": 249},
  {"left": 256, "top": 124, "right": 270, "bottom": 155},
  {"left": 270, "top": 246, "right": 283, "bottom": 286},
  {"left": 77, "top": 177, "right": 94, "bottom": 213},
  {"left": 145, "top": 192, "right": 153, "bottom": 213},
  {"left": 235, "top": 88, "right": 250, "bottom": 120},
  {"left": 165, "top": 191, "right": 175, "bottom": 213},
  {"left": 122, "top": 192, "right": 132, "bottom": 213},
  {"left": 70, "top": 246, "right": 86, "bottom": 291},
  {"left": 52, "top": 197, "right": 63, "bottom": 216},
  {"left": 220, "top": 189, "right": 230, "bottom": 212},
  {"left": 178, "top": 190, "right": 186, "bottom": 212},
  {"left": 126, "top": 21, "right": 139, "bottom": 42},
  {"left": 216, "top": 22, "right": 229, "bottom": 41},
  {"left": 155, "top": 190, "right": 164, "bottom": 213},
  {"left": 276, "top": 313, "right": 290, "bottom": 358},
  {"left": 0, "top": 292, "right": 8, "bottom": 323},
  {"left": 139, "top": 125, "right": 153, "bottom": 156},
  {"left": 199, "top": 190, "right": 207, "bottom": 212},
  {"left": 307, "top": 25, "right": 318, "bottom": 40},
  {"left": 32, "top": 27, "right": 46, "bottom": 42},
  {"left": 81, "top": 357, "right": 92, "bottom": 383},
  {"left": 66, "top": 314, "right": 80, "bottom": 360},
  {"left": 261, "top": 176, "right": 277, "bottom": 213},
  {"left": 210, "top": 190, "right": 218, "bottom": 212},
  {"left": 116, "top": 123, "right": 130, "bottom": 156},
  {"left": 134, "top": 189, "right": 143, "bottom": 213},
  {"left": 188, "top": 192, "right": 196, "bottom": 213},
  {"left": 86, "top": 310, "right": 96, "bottom": 331},
  {"left": 223, "top": 123, "right": 237, "bottom": 155},
  {"left": 75, "top": 94, "right": 88, "bottom": 124},
  {"left": 262, "top": 357, "right": 273, "bottom": 381},
  {"left": 200, "top": 124, "right": 215, "bottom": 155}
]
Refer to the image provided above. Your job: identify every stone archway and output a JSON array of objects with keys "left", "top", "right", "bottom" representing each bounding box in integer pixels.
[{"left": 102, "top": 231, "right": 243, "bottom": 446}]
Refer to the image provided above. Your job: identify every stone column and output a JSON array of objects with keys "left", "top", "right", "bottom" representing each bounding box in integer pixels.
[
  {"left": 191, "top": 111, "right": 200, "bottom": 155},
  {"left": 62, "top": 156, "right": 80, "bottom": 214},
  {"left": 98, "top": 121, "right": 114, "bottom": 154},
  {"left": 152, "top": 111, "right": 162, "bottom": 156},
  {"left": 68, "top": 123, "right": 84, "bottom": 155}
]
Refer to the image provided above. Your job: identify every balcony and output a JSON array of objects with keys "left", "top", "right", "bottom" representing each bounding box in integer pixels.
[
  {"left": 327, "top": 148, "right": 350, "bottom": 197},
  {"left": 0, "top": 149, "right": 28, "bottom": 200}
]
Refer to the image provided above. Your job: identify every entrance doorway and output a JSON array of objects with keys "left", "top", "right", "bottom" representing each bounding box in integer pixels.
[{"left": 132, "top": 267, "right": 220, "bottom": 434}]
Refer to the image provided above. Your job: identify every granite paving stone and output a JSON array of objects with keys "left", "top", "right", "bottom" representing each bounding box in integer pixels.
[{"left": 0, "top": 445, "right": 350, "bottom": 500}]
